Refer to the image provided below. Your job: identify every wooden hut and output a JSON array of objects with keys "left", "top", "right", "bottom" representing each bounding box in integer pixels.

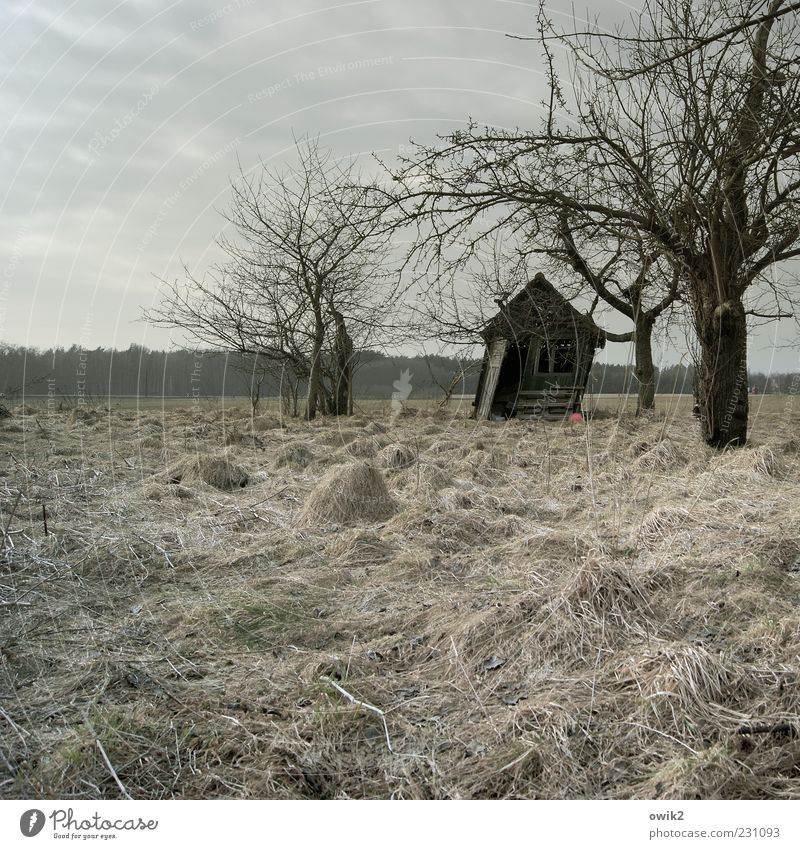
[{"left": 472, "top": 273, "right": 605, "bottom": 421}]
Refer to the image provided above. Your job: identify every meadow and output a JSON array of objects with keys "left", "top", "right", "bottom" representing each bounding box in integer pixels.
[{"left": 1, "top": 395, "right": 798, "bottom": 799}]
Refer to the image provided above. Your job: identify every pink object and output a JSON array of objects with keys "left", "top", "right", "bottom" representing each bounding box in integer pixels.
[{"left": 568, "top": 413, "right": 584, "bottom": 422}]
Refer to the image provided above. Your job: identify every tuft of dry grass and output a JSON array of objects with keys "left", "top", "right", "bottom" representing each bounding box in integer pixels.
[
  {"left": 162, "top": 451, "right": 250, "bottom": 491},
  {"left": 68, "top": 408, "right": 99, "bottom": 426},
  {"left": 296, "top": 461, "right": 395, "bottom": 526},
  {"left": 250, "top": 415, "right": 283, "bottom": 432},
  {"left": 346, "top": 435, "right": 379, "bottom": 458},
  {"left": 632, "top": 438, "right": 685, "bottom": 472},
  {"left": 715, "top": 444, "right": 786, "bottom": 479},
  {"left": 379, "top": 443, "right": 417, "bottom": 470},
  {"left": 273, "top": 443, "right": 314, "bottom": 470}
]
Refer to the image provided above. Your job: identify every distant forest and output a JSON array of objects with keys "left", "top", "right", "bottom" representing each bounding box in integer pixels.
[{"left": 0, "top": 344, "right": 794, "bottom": 404}]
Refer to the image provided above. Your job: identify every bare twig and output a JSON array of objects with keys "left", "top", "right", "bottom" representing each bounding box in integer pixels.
[
  {"left": 737, "top": 721, "right": 797, "bottom": 736},
  {"left": 2, "top": 492, "right": 22, "bottom": 545},
  {"left": 320, "top": 675, "right": 393, "bottom": 753}
]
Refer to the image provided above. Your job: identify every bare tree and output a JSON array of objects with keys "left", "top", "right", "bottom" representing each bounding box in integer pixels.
[
  {"left": 384, "top": 0, "right": 799, "bottom": 446},
  {"left": 515, "top": 0, "right": 800, "bottom": 80},
  {"left": 548, "top": 220, "right": 682, "bottom": 412},
  {"left": 555, "top": 0, "right": 800, "bottom": 446},
  {"left": 148, "top": 139, "right": 398, "bottom": 419}
]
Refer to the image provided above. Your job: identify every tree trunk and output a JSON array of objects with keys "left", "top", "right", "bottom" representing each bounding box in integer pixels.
[
  {"left": 305, "top": 325, "right": 324, "bottom": 420},
  {"left": 282, "top": 377, "right": 300, "bottom": 418},
  {"left": 634, "top": 314, "right": 656, "bottom": 414},
  {"left": 331, "top": 311, "right": 353, "bottom": 416},
  {"left": 250, "top": 376, "right": 262, "bottom": 415},
  {"left": 695, "top": 298, "right": 749, "bottom": 448}
]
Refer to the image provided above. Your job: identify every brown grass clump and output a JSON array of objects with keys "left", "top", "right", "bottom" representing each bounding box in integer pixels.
[
  {"left": 378, "top": 443, "right": 417, "bottom": 470},
  {"left": 296, "top": 461, "right": 395, "bottom": 526},
  {"left": 714, "top": 444, "right": 786, "bottom": 480},
  {"left": 632, "top": 439, "right": 685, "bottom": 472},
  {"left": 363, "top": 420, "right": 388, "bottom": 435},
  {"left": 346, "top": 436, "right": 379, "bottom": 458},
  {"left": 638, "top": 506, "right": 693, "bottom": 549},
  {"left": 326, "top": 529, "right": 394, "bottom": 566},
  {"left": 68, "top": 408, "right": 99, "bottom": 426},
  {"left": 139, "top": 435, "right": 163, "bottom": 449},
  {"left": 273, "top": 443, "right": 314, "bottom": 470},
  {"left": 163, "top": 452, "right": 249, "bottom": 491},
  {"left": 251, "top": 415, "right": 283, "bottom": 432}
]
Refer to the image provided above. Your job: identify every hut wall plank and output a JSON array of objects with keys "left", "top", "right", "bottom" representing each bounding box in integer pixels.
[{"left": 475, "top": 338, "right": 508, "bottom": 420}]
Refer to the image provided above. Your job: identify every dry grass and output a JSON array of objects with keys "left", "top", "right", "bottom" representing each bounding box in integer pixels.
[
  {"left": 378, "top": 443, "right": 417, "bottom": 470},
  {"left": 67, "top": 408, "right": 99, "bottom": 426},
  {"left": 1, "top": 399, "right": 799, "bottom": 800},
  {"left": 296, "top": 461, "right": 395, "bottom": 526},
  {"left": 273, "top": 443, "right": 314, "bottom": 470},
  {"left": 162, "top": 451, "right": 250, "bottom": 491}
]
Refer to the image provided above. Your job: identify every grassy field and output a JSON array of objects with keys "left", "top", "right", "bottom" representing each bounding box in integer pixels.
[
  {"left": 1, "top": 397, "right": 799, "bottom": 799},
  {"left": 19, "top": 390, "right": 793, "bottom": 425}
]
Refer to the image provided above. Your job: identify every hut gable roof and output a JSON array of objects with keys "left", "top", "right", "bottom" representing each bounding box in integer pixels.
[{"left": 480, "top": 272, "right": 604, "bottom": 346}]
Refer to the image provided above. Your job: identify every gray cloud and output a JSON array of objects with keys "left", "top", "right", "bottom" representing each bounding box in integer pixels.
[{"left": 0, "top": 0, "right": 796, "bottom": 371}]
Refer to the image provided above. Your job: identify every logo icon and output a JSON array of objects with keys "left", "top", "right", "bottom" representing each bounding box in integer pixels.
[
  {"left": 390, "top": 369, "right": 412, "bottom": 425},
  {"left": 20, "top": 810, "right": 45, "bottom": 837}
]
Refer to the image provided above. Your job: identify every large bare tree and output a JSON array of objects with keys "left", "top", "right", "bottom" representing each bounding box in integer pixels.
[
  {"left": 385, "top": 0, "right": 799, "bottom": 445},
  {"left": 148, "top": 139, "right": 399, "bottom": 419},
  {"left": 556, "top": 0, "right": 800, "bottom": 446}
]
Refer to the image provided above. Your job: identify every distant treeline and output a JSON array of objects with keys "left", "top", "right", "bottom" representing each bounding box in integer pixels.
[{"left": 0, "top": 344, "right": 795, "bottom": 402}]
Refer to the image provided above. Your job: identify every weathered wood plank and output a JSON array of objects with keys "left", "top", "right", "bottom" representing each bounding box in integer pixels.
[{"left": 475, "top": 338, "right": 508, "bottom": 420}]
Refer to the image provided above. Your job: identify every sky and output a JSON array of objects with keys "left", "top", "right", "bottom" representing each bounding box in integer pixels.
[{"left": 0, "top": 0, "right": 798, "bottom": 373}]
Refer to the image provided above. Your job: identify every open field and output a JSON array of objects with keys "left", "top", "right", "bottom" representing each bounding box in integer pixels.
[
  {"left": 17, "top": 391, "right": 792, "bottom": 423},
  {"left": 1, "top": 398, "right": 799, "bottom": 799}
]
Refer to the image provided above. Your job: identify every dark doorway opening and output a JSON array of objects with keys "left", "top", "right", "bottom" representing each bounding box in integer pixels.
[
  {"left": 536, "top": 341, "right": 551, "bottom": 374},
  {"left": 496, "top": 343, "right": 529, "bottom": 396}
]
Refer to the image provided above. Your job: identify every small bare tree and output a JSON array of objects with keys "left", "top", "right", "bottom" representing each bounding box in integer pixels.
[
  {"left": 148, "top": 139, "right": 399, "bottom": 419},
  {"left": 546, "top": 220, "right": 682, "bottom": 412}
]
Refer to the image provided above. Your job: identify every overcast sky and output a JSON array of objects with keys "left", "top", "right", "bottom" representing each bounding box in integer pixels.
[{"left": 1, "top": 0, "right": 797, "bottom": 372}]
